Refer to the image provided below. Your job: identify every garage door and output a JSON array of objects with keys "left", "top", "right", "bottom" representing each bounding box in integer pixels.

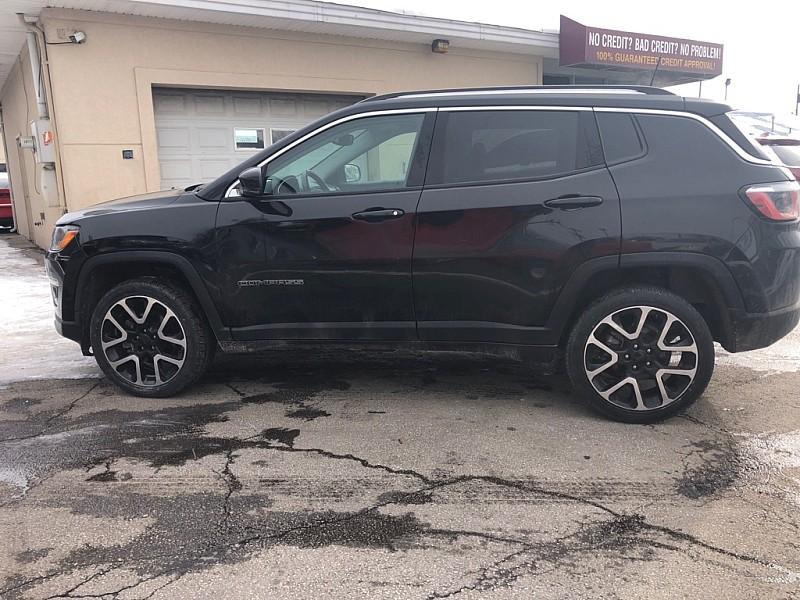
[{"left": 153, "top": 88, "right": 361, "bottom": 190}]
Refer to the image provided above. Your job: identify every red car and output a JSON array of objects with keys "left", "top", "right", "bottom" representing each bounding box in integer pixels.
[
  {"left": 757, "top": 136, "right": 800, "bottom": 180},
  {"left": 0, "top": 164, "right": 13, "bottom": 229}
]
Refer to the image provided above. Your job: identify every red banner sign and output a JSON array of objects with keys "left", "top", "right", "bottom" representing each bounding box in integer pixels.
[{"left": 560, "top": 16, "right": 723, "bottom": 77}]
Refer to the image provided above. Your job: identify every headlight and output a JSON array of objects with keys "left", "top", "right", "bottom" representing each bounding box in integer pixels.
[{"left": 51, "top": 225, "right": 80, "bottom": 252}]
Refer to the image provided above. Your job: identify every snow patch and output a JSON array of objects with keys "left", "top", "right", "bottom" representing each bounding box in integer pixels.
[{"left": 0, "top": 237, "right": 99, "bottom": 386}]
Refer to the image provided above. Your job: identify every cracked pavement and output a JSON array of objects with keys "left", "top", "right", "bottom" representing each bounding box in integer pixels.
[{"left": 1, "top": 350, "right": 799, "bottom": 599}]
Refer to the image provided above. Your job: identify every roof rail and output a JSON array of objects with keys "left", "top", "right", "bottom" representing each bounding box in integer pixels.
[{"left": 362, "top": 85, "right": 676, "bottom": 102}]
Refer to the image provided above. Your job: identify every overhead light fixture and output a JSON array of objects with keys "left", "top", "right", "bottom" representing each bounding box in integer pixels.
[{"left": 431, "top": 39, "right": 450, "bottom": 54}]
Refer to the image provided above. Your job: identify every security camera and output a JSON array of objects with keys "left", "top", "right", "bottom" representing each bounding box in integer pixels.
[{"left": 68, "top": 31, "right": 86, "bottom": 44}]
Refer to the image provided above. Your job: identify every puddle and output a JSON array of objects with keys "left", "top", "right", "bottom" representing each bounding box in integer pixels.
[{"left": 675, "top": 439, "right": 742, "bottom": 499}]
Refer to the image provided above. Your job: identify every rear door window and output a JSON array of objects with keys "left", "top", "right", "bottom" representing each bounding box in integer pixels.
[{"left": 426, "top": 110, "right": 603, "bottom": 186}]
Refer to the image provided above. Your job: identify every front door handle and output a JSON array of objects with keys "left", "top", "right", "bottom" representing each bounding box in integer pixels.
[
  {"left": 544, "top": 195, "right": 604, "bottom": 209},
  {"left": 351, "top": 208, "right": 405, "bottom": 223}
]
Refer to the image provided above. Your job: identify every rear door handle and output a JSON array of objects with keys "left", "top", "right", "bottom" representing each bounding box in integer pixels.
[
  {"left": 351, "top": 208, "right": 405, "bottom": 223},
  {"left": 544, "top": 195, "right": 604, "bottom": 209}
]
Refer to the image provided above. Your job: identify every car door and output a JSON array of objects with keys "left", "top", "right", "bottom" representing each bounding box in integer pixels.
[
  {"left": 412, "top": 107, "right": 621, "bottom": 346},
  {"left": 215, "top": 109, "right": 435, "bottom": 341}
]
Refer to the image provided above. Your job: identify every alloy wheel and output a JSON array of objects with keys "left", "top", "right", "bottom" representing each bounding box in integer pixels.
[
  {"left": 583, "top": 306, "right": 698, "bottom": 411},
  {"left": 100, "top": 295, "right": 187, "bottom": 387}
]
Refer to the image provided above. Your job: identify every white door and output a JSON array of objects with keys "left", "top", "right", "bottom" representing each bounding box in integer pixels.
[{"left": 153, "top": 88, "right": 361, "bottom": 190}]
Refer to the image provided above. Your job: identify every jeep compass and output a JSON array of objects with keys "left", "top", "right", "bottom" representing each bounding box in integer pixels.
[{"left": 45, "top": 86, "right": 800, "bottom": 423}]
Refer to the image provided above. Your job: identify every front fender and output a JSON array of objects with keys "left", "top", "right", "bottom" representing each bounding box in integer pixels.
[{"left": 74, "top": 251, "right": 229, "bottom": 344}]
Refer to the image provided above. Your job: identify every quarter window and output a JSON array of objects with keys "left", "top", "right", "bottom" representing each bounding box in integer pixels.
[
  {"left": 596, "top": 112, "right": 645, "bottom": 165},
  {"left": 427, "top": 110, "right": 603, "bottom": 186},
  {"left": 264, "top": 113, "right": 426, "bottom": 196}
]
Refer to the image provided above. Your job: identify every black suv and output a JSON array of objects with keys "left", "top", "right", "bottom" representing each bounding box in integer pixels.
[{"left": 46, "top": 86, "right": 800, "bottom": 422}]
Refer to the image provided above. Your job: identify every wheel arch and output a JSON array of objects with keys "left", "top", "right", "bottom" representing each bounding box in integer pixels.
[
  {"left": 549, "top": 252, "right": 745, "bottom": 349},
  {"left": 75, "top": 251, "right": 228, "bottom": 353}
]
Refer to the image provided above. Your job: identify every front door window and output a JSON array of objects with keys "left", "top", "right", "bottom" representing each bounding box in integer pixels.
[{"left": 264, "top": 113, "right": 426, "bottom": 196}]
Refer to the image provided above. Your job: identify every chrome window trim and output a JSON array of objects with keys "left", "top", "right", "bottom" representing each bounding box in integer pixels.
[
  {"left": 224, "top": 107, "right": 436, "bottom": 198},
  {"left": 399, "top": 89, "right": 644, "bottom": 99},
  {"left": 224, "top": 103, "right": 778, "bottom": 197},
  {"left": 593, "top": 107, "right": 775, "bottom": 166},
  {"left": 439, "top": 105, "right": 592, "bottom": 112}
]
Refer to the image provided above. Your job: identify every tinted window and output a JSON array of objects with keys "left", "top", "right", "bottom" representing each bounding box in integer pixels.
[
  {"left": 596, "top": 112, "right": 645, "bottom": 164},
  {"left": 264, "top": 113, "right": 425, "bottom": 196},
  {"left": 428, "top": 110, "right": 602, "bottom": 186},
  {"left": 768, "top": 144, "right": 800, "bottom": 167}
]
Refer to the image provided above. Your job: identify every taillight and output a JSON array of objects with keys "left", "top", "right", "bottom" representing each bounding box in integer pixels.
[{"left": 743, "top": 181, "right": 800, "bottom": 221}]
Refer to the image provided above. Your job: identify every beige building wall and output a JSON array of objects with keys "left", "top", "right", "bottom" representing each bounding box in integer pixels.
[
  {"left": 2, "top": 7, "right": 542, "bottom": 245},
  {"left": 0, "top": 50, "right": 64, "bottom": 248}
]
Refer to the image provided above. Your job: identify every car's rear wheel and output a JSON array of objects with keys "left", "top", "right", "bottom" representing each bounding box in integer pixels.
[
  {"left": 90, "top": 278, "right": 212, "bottom": 397},
  {"left": 566, "top": 286, "right": 714, "bottom": 423}
]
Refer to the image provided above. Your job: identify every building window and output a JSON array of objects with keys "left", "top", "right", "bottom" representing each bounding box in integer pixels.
[
  {"left": 271, "top": 129, "right": 295, "bottom": 144},
  {"left": 234, "top": 128, "right": 265, "bottom": 151}
]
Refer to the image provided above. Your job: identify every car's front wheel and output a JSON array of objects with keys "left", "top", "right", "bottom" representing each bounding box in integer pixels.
[
  {"left": 566, "top": 286, "right": 715, "bottom": 423},
  {"left": 90, "top": 278, "right": 212, "bottom": 397}
]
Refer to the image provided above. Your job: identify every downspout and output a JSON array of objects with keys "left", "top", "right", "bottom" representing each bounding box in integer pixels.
[
  {"left": 17, "top": 14, "right": 48, "bottom": 119},
  {"left": 16, "top": 13, "right": 68, "bottom": 213}
]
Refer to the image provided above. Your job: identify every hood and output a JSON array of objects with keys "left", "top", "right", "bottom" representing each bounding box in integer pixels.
[{"left": 57, "top": 188, "right": 185, "bottom": 224}]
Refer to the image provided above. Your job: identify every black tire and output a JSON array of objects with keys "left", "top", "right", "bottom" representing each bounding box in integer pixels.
[
  {"left": 90, "top": 277, "right": 212, "bottom": 397},
  {"left": 566, "top": 286, "right": 715, "bottom": 423}
]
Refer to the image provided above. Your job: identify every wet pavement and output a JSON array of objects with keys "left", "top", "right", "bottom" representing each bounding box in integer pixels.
[
  {"left": 1, "top": 352, "right": 799, "bottom": 599},
  {"left": 1, "top": 233, "right": 799, "bottom": 598}
]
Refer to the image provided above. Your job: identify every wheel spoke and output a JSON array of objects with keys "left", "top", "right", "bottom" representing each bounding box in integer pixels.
[
  {"left": 598, "top": 377, "right": 646, "bottom": 410},
  {"left": 157, "top": 308, "right": 186, "bottom": 348},
  {"left": 153, "top": 354, "right": 184, "bottom": 386},
  {"left": 101, "top": 314, "right": 128, "bottom": 351},
  {"left": 119, "top": 296, "right": 156, "bottom": 325},
  {"left": 108, "top": 354, "right": 143, "bottom": 385},
  {"left": 585, "top": 334, "right": 618, "bottom": 379},
  {"left": 155, "top": 354, "right": 184, "bottom": 367},
  {"left": 600, "top": 307, "right": 652, "bottom": 340},
  {"left": 655, "top": 367, "right": 697, "bottom": 403},
  {"left": 656, "top": 314, "right": 697, "bottom": 353}
]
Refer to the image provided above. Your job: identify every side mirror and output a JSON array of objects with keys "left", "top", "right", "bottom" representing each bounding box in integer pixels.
[
  {"left": 239, "top": 166, "right": 265, "bottom": 197},
  {"left": 344, "top": 163, "right": 361, "bottom": 183}
]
